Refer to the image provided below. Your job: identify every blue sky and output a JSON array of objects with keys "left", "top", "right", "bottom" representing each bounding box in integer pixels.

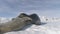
[{"left": 0, "top": 0, "right": 60, "bottom": 18}]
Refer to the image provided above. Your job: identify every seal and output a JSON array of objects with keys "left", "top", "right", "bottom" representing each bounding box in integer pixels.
[{"left": 0, "top": 17, "right": 32, "bottom": 34}]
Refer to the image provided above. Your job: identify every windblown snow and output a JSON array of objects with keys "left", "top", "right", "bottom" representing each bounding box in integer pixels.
[{"left": 0, "top": 16, "right": 60, "bottom": 34}]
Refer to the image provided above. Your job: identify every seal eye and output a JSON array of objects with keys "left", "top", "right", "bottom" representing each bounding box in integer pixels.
[
  {"left": 25, "top": 20, "right": 31, "bottom": 22},
  {"left": 25, "top": 20, "right": 32, "bottom": 25}
]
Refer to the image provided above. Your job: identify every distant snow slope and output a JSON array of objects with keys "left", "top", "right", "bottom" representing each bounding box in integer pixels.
[
  {"left": 0, "top": 17, "right": 60, "bottom": 34},
  {"left": 0, "top": 17, "right": 11, "bottom": 24},
  {"left": 40, "top": 16, "right": 60, "bottom": 22}
]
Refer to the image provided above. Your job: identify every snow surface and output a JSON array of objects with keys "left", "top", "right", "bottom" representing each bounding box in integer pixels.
[{"left": 0, "top": 17, "right": 60, "bottom": 34}]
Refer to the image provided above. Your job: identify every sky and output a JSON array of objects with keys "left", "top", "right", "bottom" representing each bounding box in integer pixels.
[{"left": 0, "top": 0, "right": 60, "bottom": 18}]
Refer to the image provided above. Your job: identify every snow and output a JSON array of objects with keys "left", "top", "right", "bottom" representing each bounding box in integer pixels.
[
  {"left": 0, "top": 17, "right": 11, "bottom": 24},
  {"left": 0, "top": 16, "right": 60, "bottom": 34},
  {"left": 40, "top": 16, "right": 60, "bottom": 22}
]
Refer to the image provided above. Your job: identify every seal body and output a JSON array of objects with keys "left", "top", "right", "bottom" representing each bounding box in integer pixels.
[
  {"left": 0, "top": 17, "right": 32, "bottom": 34},
  {"left": 0, "top": 13, "right": 41, "bottom": 34}
]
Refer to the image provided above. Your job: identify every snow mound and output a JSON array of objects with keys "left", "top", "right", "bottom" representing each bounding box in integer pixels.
[{"left": 5, "top": 24, "right": 60, "bottom": 34}]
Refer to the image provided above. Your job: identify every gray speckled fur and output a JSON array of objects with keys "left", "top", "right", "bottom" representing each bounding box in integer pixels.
[{"left": 0, "top": 17, "right": 32, "bottom": 34}]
